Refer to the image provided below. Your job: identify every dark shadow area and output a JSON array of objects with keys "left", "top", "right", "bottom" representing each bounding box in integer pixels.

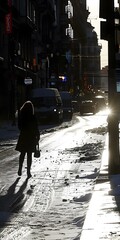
[
  {"left": 0, "top": 177, "right": 28, "bottom": 228},
  {"left": 114, "top": 195, "right": 120, "bottom": 213},
  {"left": 96, "top": 172, "right": 109, "bottom": 183},
  {"left": 110, "top": 175, "right": 120, "bottom": 213}
]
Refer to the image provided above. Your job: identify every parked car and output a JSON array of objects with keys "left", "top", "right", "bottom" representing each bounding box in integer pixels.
[
  {"left": 72, "top": 100, "right": 79, "bottom": 112},
  {"left": 79, "top": 98, "right": 96, "bottom": 115},
  {"left": 59, "top": 91, "right": 73, "bottom": 120},
  {"left": 93, "top": 95, "right": 106, "bottom": 111},
  {"left": 31, "top": 88, "right": 63, "bottom": 123}
]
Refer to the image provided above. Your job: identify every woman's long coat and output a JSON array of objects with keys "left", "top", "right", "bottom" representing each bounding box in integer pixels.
[{"left": 16, "top": 113, "right": 40, "bottom": 153}]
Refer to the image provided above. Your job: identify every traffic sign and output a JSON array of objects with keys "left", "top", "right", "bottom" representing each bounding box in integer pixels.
[{"left": 24, "top": 78, "right": 32, "bottom": 85}]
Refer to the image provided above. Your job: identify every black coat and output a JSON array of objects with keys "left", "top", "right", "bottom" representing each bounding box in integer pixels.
[{"left": 16, "top": 113, "right": 40, "bottom": 153}]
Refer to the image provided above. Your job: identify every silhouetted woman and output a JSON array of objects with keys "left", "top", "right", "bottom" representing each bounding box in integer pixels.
[{"left": 16, "top": 101, "right": 40, "bottom": 178}]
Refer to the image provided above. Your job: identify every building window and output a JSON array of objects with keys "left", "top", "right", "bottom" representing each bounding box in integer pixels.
[
  {"left": 65, "top": 1, "right": 73, "bottom": 19},
  {"left": 12, "top": 0, "right": 20, "bottom": 11},
  {"left": 66, "top": 24, "right": 73, "bottom": 38},
  {"left": 26, "top": 0, "right": 36, "bottom": 24}
]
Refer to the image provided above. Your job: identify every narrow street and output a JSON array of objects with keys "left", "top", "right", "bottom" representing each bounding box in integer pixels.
[{"left": 0, "top": 112, "right": 107, "bottom": 240}]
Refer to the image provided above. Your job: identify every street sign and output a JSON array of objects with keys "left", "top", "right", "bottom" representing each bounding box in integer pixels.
[{"left": 24, "top": 78, "right": 32, "bottom": 85}]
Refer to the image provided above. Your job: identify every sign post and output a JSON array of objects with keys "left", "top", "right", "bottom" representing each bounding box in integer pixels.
[
  {"left": 107, "top": 1, "right": 120, "bottom": 174},
  {"left": 100, "top": 0, "right": 120, "bottom": 174}
]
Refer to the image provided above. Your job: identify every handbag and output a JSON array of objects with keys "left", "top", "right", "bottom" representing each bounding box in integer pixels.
[{"left": 34, "top": 143, "right": 40, "bottom": 158}]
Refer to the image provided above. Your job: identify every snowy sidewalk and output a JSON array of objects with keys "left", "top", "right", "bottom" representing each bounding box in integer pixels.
[{"left": 80, "top": 137, "right": 120, "bottom": 240}]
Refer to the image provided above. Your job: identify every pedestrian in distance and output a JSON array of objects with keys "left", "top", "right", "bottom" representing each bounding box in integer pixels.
[{"left": 15, "top": 101, "right": 40, "bottom": 178}]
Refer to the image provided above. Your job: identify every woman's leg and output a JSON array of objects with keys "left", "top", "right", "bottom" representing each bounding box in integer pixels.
[
  {"left": 18, "top": 152, "right": 25, "bottom": 176},
  {"left": 27, "top": 151, "right": 32, "bottom": 177}
]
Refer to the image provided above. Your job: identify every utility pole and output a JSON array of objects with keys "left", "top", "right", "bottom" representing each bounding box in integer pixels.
[{"left": 100, "top": 0, "right": 120, "bottom": 174}]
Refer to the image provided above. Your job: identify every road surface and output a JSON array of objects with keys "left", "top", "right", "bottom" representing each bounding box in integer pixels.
[{"left": 0, "top": 112, "right": 107, "bottom": 239}]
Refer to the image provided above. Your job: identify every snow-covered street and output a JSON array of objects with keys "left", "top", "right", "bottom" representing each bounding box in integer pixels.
[{"left": 0, "top": 112, "right": 108, "bottom": 239}]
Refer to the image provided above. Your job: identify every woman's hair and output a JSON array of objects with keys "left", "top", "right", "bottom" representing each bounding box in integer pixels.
[{"left": 20, "top": 101, "right": 34, "bottom": 116}]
